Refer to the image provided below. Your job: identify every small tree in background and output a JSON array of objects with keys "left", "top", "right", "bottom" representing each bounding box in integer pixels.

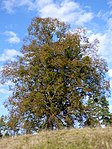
[
  {"left": 1, "top": 17, "right": 110, "bottom": 133},
  {"left": 84, "top": 96, "right": 110, "bottom": 127},
  {"left": 0, "top": 115, "right": 6, "bottom": 136},
  {"left": 0, "top": 115, "right": 10, "bottom": 136}
]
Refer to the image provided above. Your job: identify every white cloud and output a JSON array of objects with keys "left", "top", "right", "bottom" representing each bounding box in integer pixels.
[
  {"left": 87, "top": 27, "right": 112, "bottom": 65},
  {"left": 109, "top": 103, "right": 112, "bottom": 113},
  {"left": 108, "top": 0, "right": 112, "bottom": 6},
  {"left": 1, "top": 0, "right": 15, "bottom": 13},
  {"left": 0, "top": 105, "right": 8, "bottom": 116},
  {"left": 2, "top": 0, "right": 94, "bottom": 25},
  {"left": 75, "top": 12, "right": 93, "bottom": 25},
  {"left": 0, "top": 88, "right": 12, "bottom": 94},
  {"left": 0, "top": 81, "right": 12, "bottom": 88},
  {"left": 4, "top": 31, "right": 20, "bottom": 44},
  {"left": 106, "top": 70, "right": 112, "bottom": 91},
  {"left": 97, "top": 10, "right": 110, "bottom": 22},
  {"left": 35, "top": 0, "right": 54, "bottom": 8},
  {"left": 0, "top": 49, "right": 21, "bottom": 62},
  {"left": 87, "top": 17, "right": 112, "bottom": 94},
  {"left": 2, "top": 0, "right": 35, "bottom": 13},
  {"left": 108, "top": 69, "right": 112, "bottom": 78},
  {"left": 35, "top": 0, "right": 94, "bottom": 25}
]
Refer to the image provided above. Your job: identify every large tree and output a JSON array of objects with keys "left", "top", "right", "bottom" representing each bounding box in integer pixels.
[{"left": 1, "top": 17, "right": 110, "bottom": 133}]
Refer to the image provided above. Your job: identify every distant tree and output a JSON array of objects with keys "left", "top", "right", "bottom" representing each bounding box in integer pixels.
[
  {"left": 1, "top": 17, "right": 110, "bottom": 132},
  {"left": 0, "top": 115, "right": 10, "bottom": 136},
  {"left": 0, "top": 115, "right": 9, "bottom": 131},
  {"left": 83, "top": 96, "right": 110, "bottom": 127}
]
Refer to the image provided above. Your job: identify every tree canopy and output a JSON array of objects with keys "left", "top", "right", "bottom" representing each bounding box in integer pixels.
[{"left": 1, "top": 17, "right": 111, "bottom": 133}]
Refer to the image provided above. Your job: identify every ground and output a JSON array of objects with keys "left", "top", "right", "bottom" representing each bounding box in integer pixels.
[{"left": 0, "top": 127, "right": 112, "bottom": 149}]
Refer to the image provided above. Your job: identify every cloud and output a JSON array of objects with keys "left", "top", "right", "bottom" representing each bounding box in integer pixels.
[
  {"left": 85, "top": 12, "right": 112, "bottom": 93},
  {"left": 0, "top": 80, "right": 12, "bottom": 88},
  {"left": 108, "top": 73, "right": 112, "bottom": 92},
  {"left": 109, "top": 105, "right": 112, "bottom": 112},
  {"left": 0, "top": 49, "right": 21, "bottom": 62},
  {"left": 0, "top": 88, "right": 12, "bottom": 94},
  {"left": 108, "top": 69, "right": 112, "bottom": 78},
  {"left": 108, "top": 0, "right": 112, "bottom": 6},
  {"left": 97, "top": 10, "right": 110, "bottom": 22},
  {"left": 86, "top": 10, "right": 112, "bottom": 67},
  {"left": 4, "top": 31, "right": 20, "bottom": 44},
  {"left": 75, "top": 12, "right": 93, "bottom": 25},
  {"left": 1, "top": 0, "right": 94, "bottom": 25},
  {"left": 36, "top": 0, "right": 94, "bottom": 25},
  {"left": 0, "top": 105, "right": 8, "bottom": 116},
  {"left": 87, "top": 26, "right": 112, "bottom": 65},
  {"left": 1, "top": 0, "right": 35, "bottom": 13}
]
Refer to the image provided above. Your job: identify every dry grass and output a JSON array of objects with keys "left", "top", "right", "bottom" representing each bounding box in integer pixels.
[{"left": 0, "top": 127, "right": 112, "bottom": 149}]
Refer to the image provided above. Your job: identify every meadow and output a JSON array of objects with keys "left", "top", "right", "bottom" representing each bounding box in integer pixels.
[{"left": 0, "top": 127, "right": 112, "bottom": 149}]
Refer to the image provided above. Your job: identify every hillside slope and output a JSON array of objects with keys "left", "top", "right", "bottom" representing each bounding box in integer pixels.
[{"left": 0, "top": 127, "right": 112, "bottom": 149}]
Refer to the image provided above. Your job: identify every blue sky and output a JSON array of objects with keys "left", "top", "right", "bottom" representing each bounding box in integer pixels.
[{"left": 0, "top": 0, "right": 112, "bottom": 116}]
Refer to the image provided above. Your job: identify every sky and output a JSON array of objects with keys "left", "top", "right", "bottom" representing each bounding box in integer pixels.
[{"left": 0, "top": 0, "right": 112, "bottom": 116}]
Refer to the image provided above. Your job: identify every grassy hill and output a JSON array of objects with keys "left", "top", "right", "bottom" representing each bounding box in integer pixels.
[{"left": 0, "top": 127, "right": 112, "bottom": 149}]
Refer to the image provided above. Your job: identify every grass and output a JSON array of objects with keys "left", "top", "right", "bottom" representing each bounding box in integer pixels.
[{"left": 0, "top": 127, "right": 112, "bottom": 149}]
